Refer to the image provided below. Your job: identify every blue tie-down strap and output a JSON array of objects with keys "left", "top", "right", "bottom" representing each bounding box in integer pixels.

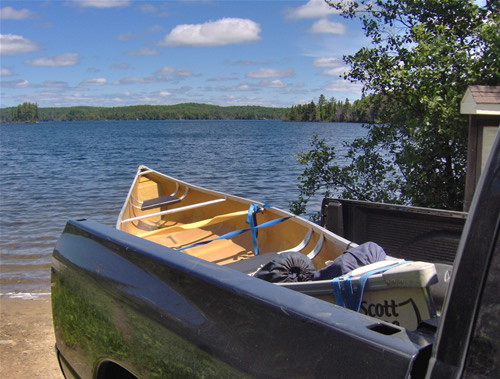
[
  {"left": 332, "top": 261, "right": 410, "bottom": 312},
  {"left": 177, "top": 208, "right": 293, "bottom": 253},
  {"left": 246, "top": 203, "right": 271, "bottom": 255}
]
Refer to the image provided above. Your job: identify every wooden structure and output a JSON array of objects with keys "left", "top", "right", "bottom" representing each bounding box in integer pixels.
[{"left": 461, "top": 86, "right": 500, "bottom": 211}]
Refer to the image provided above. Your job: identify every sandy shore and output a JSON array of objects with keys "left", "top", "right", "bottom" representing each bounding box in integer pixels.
[{"left": 0, "top": 296, "right": 63, "bottom": 378}]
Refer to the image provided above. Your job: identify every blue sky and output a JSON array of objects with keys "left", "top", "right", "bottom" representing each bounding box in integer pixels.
[{"left": 0, "top": 0, "right": 370, "bottom": 108}]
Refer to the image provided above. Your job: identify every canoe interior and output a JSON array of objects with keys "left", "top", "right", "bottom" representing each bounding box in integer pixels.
[{"left": 117, "top": 166, "right": 351, "bottom": 269}]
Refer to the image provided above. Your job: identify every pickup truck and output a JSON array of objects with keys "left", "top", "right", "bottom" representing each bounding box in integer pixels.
[{"left": 51, "top": 132, "right": 500, "bottom": 378}]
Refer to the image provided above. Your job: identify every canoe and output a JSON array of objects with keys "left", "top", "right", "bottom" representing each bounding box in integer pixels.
[
  {"left": 117, "top": 166, "right": 439, "bottom": 330},
  {"left": 117, "top": 165, "right": 352, "bottom": 269}
]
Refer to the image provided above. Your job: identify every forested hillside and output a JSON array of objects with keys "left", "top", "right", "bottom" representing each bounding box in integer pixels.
[
  {"left": 1, "top": 97, "right": 383, "bottom": 123},
  {"left": 0, "top": 103, "right": 288, "bottom": 122},
  {"left": 4, "top": 102, "right": 40, "bottom": 123}
]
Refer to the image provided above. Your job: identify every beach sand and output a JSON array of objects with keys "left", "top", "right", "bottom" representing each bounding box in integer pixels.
[{"left": 0, "top": 297, "right": 63, "bottom": 378}]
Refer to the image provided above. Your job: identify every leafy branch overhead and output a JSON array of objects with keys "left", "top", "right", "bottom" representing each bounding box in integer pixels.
[{"left": 292, "top": 0, "right": 499, "bottom": 215}]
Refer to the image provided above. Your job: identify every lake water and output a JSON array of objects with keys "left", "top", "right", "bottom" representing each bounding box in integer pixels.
[{"left": 0, "top": 120, "right": 365, "bottom": 296}]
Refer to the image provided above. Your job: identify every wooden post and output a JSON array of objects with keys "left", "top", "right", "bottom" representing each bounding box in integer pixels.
[{"left": 461, "top": 86, "right": 500, "bottom": 211}]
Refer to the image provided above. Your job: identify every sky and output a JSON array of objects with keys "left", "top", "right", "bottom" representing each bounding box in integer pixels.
[{"left": 0, "top": 0, "right": 371, "bottom": 109}]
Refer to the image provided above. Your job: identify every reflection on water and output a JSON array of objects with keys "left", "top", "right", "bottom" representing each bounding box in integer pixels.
[{"left": 0, "top": 120, "right": 365, "bottom": 294}]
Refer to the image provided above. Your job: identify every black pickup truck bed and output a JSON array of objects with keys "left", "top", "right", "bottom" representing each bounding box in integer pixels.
[
  {"left": 321, "top": 198, "right": 467, "bottom": 265},
  {"left": 51, "top": 132, "right": 500, "bottom": 378}
]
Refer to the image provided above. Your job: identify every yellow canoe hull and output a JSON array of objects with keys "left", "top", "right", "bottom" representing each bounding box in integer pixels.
[{"left": 117, "top": 165, "right": 352, "bottom": 269}]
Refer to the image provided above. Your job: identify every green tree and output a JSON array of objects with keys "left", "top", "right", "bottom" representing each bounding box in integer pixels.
[
  {"left": 283, "top": 95, "right": 381, "bottom": 123},
  {"left": 293, "top": 0, "right": 499, "bottom": 215},
  {"left": 11, "top": 102, "right": 39, "bottom": 123},
  {"left": 318, "top": 94, "right": 328, "bottom": 121}
]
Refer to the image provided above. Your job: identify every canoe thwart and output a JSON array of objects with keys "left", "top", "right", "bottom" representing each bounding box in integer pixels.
[
  {"left": 141, "top": 195, "right": 181, "bottom": 210},
  {"left": 120, "top": 198, "right": 227, "bottom": 224}
]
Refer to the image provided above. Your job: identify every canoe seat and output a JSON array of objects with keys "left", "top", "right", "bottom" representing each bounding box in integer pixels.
[{"left": 141, "top": 195, "right": 181, "bottom": 210}]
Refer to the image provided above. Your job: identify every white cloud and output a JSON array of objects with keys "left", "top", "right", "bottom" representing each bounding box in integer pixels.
[
  {"left": 125, "top": 47, "right": 160, "bottom": 56},
  {"left": 313, "top": 57, "right": 342, "bottom": 67},
  {"left": 259, "top": 80, "right": 288, "bottom": 88},
  {"left": 208, "top": 94, "right": 286, "bottom": 107},
  {"left": 112, "top": 76, "right": 156, "bottom": 85},
  {"left": 0, "top": 68, "right": 13, "bottom": 76},
  {"left": 67, "top": 0, "right": 131, "bottom": 8},
  {"left": 43, "top": 80, "right": 68, "bottom": 88},
  {"left": 205, "top": 82, "right": 255, "bottom": 92},
  {"left": 159, "top": 91, "right": 171, "bottom": 97},
  {"left": 166, "top": 85, "right": 192, "bottom": 94},
  {"left": 25, "top": 53, "right": 80, "bottom": 67},
  {"left": 81, "top": 78, "right": 107, "bottom": 86},
  {"left": 309, "top": 19, "right": 346, "bottom": 34},
  {"left": 285, "top": 0, "right": 339, "bottom": 19},
  {"left": 246, "top": 68, "right": 294, "bottom": 79},
  {"left": 319, "top": 67, "right": 348, "bottom": 76},
  {"left": 324, "top": 79, "right": 363, "bottom": 94},
  {"left": 313, "top": 57, "right": 349, "bottom": 76},
  {"left": 160, "top": 18, "right": 261, "bottom": 47},
  {"left": 0, "top": 34, "right": 40, "bottom": 56},
  {"left": 233, "top": 84, "right": 251, "bottom": 91},
  {"left": 1, "top": 79, "right": 32, "bottom": 88},
  {"left": 155, "top": 66, "right": 193, "bottom": 77},
  {"left": 0, "top": 6, "right": 37, "bottom": 20},
  {"left": 111, "top": 75, "right": 189, "bottom": 86}
]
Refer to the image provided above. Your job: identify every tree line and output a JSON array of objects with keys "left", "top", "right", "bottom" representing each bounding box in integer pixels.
[
  {"left": 7, "top": 102, "right": 39, "bottom": 123},
  {"left": 0, "top": 103, "right": 288, "bottom": 123},
  {"left": 283, "top": 94, "right": 383, "bottom": 123},
  {"left": 2, "top": 96, "right": 387, "bottom": 124}
]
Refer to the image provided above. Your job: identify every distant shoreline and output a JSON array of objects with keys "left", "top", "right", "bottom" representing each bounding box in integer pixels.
[
  {"left": 0, "top": 118, "right": 367, "bottom": 125},
  {"left": 0, "top": 95, "right": 382, "bottom": 124},
  {"left": 0, "top": 102, "right": 289, "bottom": 123},
  {"left": 0, "top": 118, "right": 286, "bottom": 124}
]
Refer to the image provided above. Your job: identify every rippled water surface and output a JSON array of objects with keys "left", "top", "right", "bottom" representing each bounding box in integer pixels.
[{"left": 0, "top": 120, "right": 365, "bottom": 294}]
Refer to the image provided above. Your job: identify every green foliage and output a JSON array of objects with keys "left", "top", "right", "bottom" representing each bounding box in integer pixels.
[
  {"left": 284, "top": 93, "right": 384, "bottom": 123},
  {"left": 8, "top": 102, "right": 39, "bottom": 123},
  {"left": 293, "top": 0, "right": 499, "bottom": 214},
  {"left": 0, "top": 103, "right": 288, "bottom": 122},
  {"left": 290, "top": 133, "right": 402, "bottom": 218}
]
